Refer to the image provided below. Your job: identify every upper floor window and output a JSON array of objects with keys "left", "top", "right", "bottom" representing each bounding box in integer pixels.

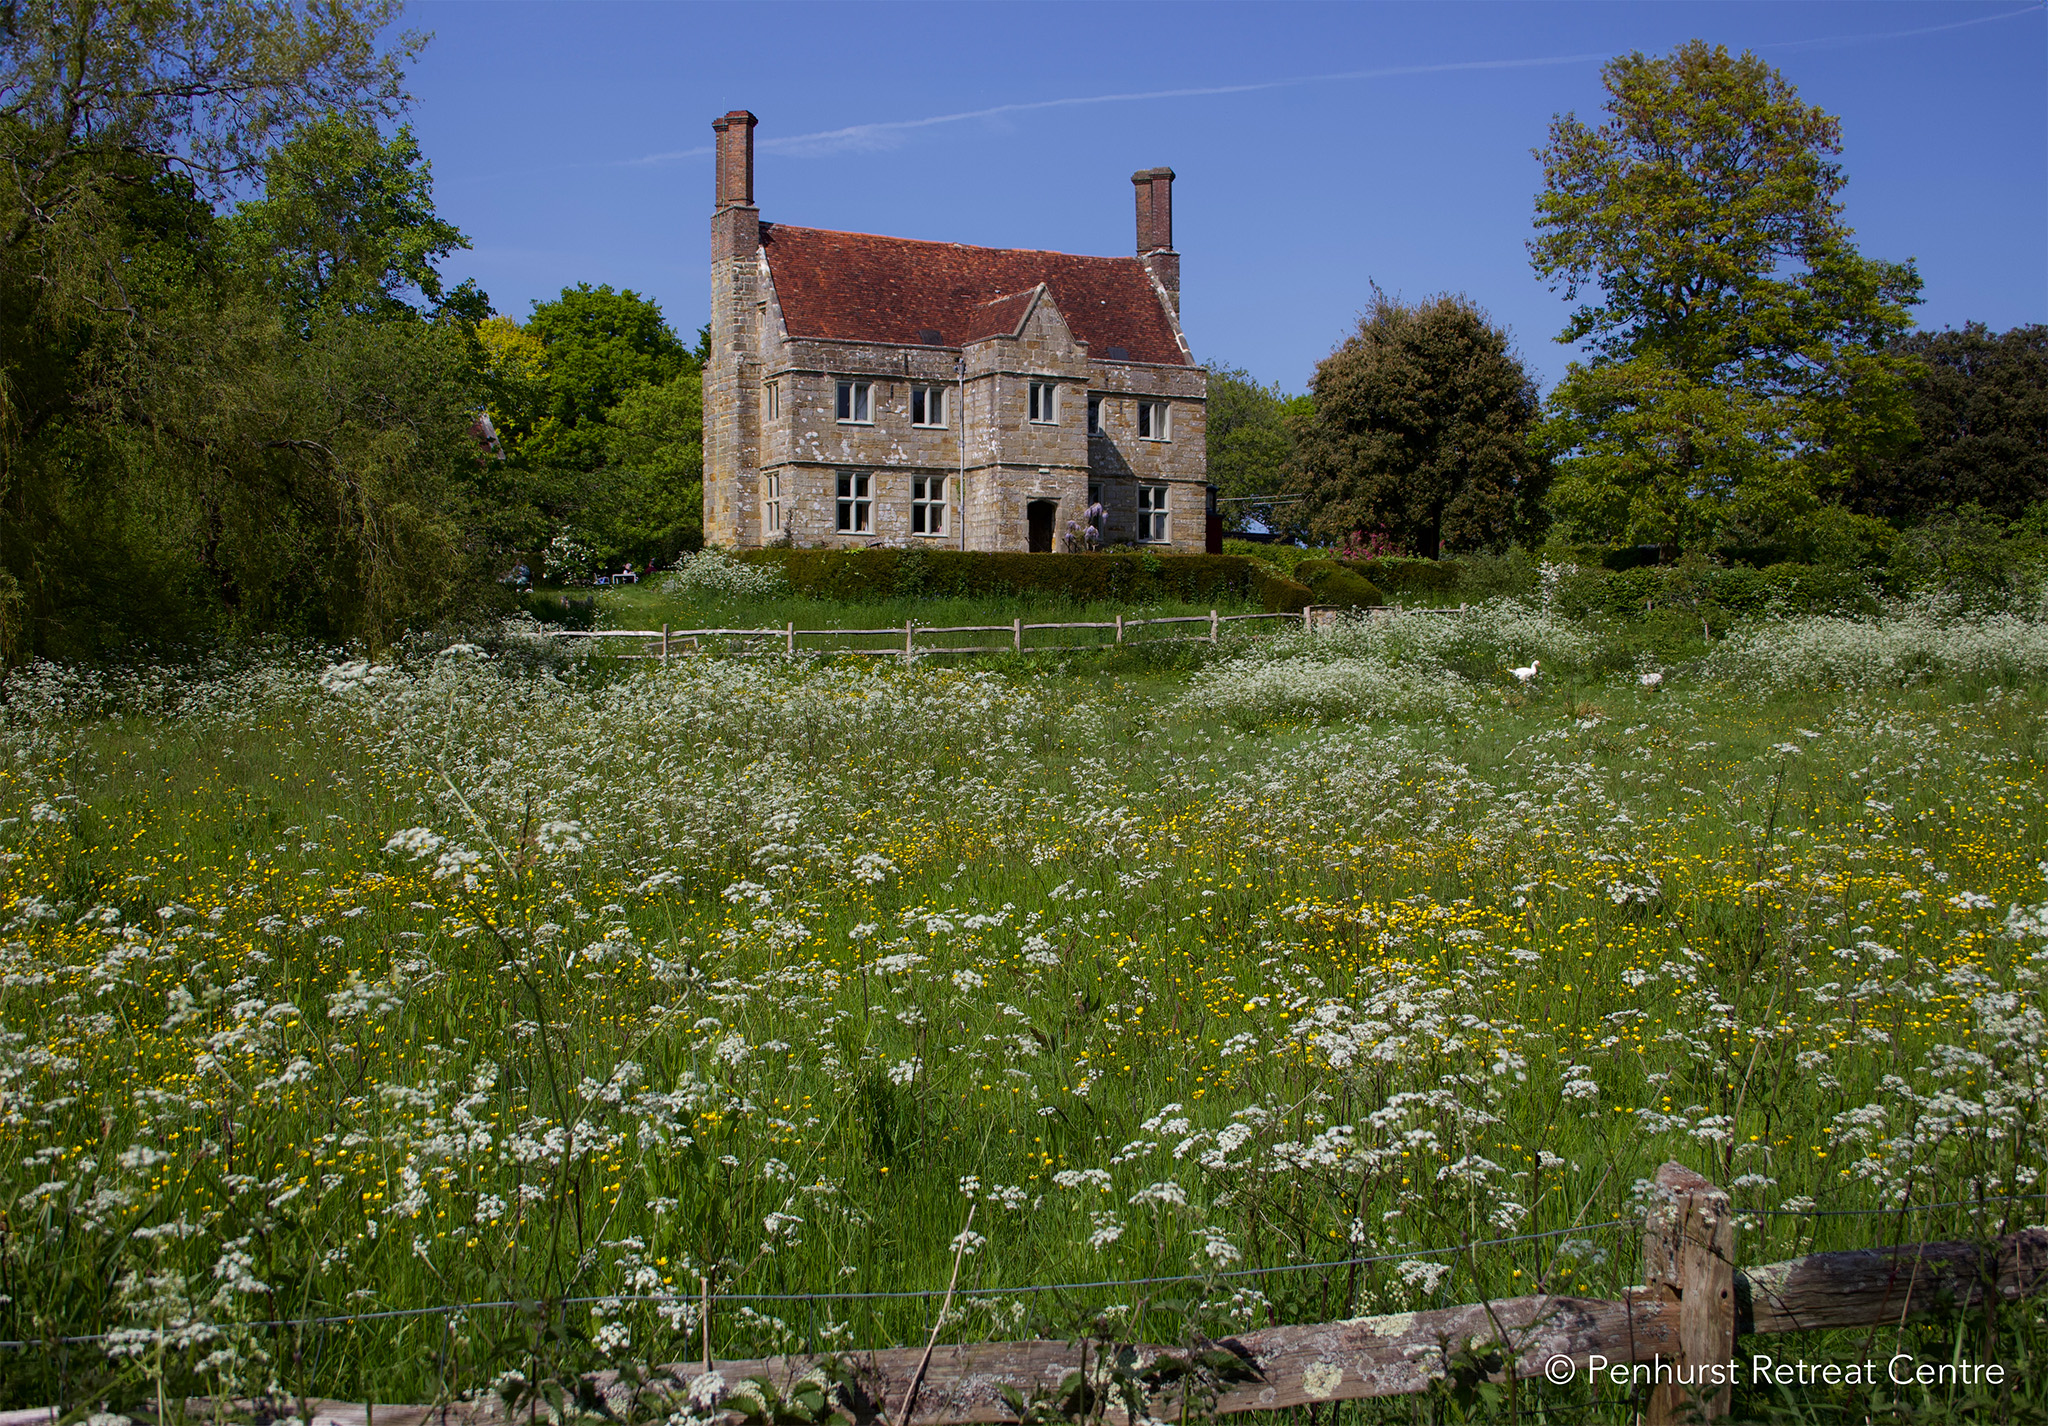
[
  {"left": 836, "top": 471, "right": 872, "bottom": 532},
  {"left": 764, "top": 381, "right": 779, "bottom": 419},
  {"left": 1138, "top": 484, "right": 1170, "bottom": 543},
  {"left": 910, "top": 386, "right": 946, "bottom": 428},
  {"left": 836, "top": 380, "right": 872, "bottom": 424},
  {"left": 1028, "top": 381, "right": 1057, "bottom": 424},
  {"left": 1137, "top": 400, "right": 1170, "bottom": 440},
  {"left": 763, "top": 472, "right": 782, "bottom": 535},
  {"left": 1087, "top": 395, "right": 1101, "bottom": 434},
  {"left": 911, "top": 475, "right": 947, "bottom": 535}
]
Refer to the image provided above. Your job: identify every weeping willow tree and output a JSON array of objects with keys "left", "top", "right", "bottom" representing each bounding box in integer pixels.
[{"left": 1, "top": 0, "right": 489, "bottom": 661}]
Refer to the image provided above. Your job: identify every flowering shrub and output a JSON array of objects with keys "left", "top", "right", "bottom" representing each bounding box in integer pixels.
[
  {"left": 660, "top": 548, "right": 789, "bottom": 599},
  {"left": 1706, "top": 602, "right": 2048, "bottom": 689},
  {"left": 1183, "top": 655, "right": 1476, "bottom": 725}
]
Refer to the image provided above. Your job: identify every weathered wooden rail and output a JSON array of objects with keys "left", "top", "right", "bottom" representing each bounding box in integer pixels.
[
  {"left": 21, "top": 1166, "right": 2043, "bottom": 1426},
  {"left": 544, "top": 602, "right": 1468, "bottom": 663}
]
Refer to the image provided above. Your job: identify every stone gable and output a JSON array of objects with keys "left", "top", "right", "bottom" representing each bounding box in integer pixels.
[{"left": 704, "top": 111, "right": 1209, "bottom": 553}]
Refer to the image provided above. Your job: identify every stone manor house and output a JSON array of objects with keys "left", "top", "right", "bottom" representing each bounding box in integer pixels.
[{"left": 703, "top": 110, "right": 1212, "bottom": 553}]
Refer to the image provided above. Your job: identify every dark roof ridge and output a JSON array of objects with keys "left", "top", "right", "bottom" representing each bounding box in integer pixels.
[
  {"left": 764, "top": 222, "right": 1132, "bottom": 266},
  {"left": 762, "top": 225, "right": 1189, "bottom": 367}
]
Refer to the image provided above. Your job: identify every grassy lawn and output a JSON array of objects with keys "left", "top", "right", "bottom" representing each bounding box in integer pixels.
[{"left": 4, "top": 600, "right": 2046, "bottom": 1420}]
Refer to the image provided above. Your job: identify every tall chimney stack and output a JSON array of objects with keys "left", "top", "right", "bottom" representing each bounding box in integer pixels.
[
  {"left": 1132, "top": 167, "right": 1179, "bottom": 314},
  {"left": 713, "top": 110, "right": 758, "bottom": 210}
]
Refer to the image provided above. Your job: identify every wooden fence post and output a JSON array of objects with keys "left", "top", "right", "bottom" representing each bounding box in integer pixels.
[
  {"left": 661, "top": 625, "right": 669, "bottom": 665},
  {"left": 786, "top": 622, "right": 795, "bottom": 658},
  {"left": 1209, "top": 609, "right": 1219, "bottom": 644},
  {"left": 1013, "top": 618, "right": 1022, "bottom": 653},
  {"left": 1115, "top": 614, "right": 1124, "bottom": 646},
  {"left": 904, "top": 620, "right": 915, "bottom": 664},
  {"left": 1302, "top": 606, "right": 1312, "bottom": 631},
  {"left": 1643, "top": 1162, "right": 1737, "bottom": 1424}
]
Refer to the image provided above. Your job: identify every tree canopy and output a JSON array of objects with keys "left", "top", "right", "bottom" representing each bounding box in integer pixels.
[
  {"left": 1848, "top": 324, "right": 2048, "bottom": 524},
  {"left": 0, "top": 0, "right": 485, "bottom": 661},
  {"left": 223, "top": 114, "right": 486, "bottom": 323},
  {"left": 475, "top": 287, "right": 703, "bottom": 574},
  {"left": 1531, "top": 40, "right": 1921, "bottom": 551},
  {"left": 1291, "top": 290, "right": 1549, "bottom": 557},
  {"left": 1204, "top": 364, "right": 1310, "bottom": 536}
]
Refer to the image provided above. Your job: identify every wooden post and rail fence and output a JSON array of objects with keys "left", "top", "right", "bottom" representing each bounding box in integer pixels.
[
  {"left": 18, "top": 1165, "right": 2044, "bottom": 1426},
  {"left": 538, "top": 602, "right": 1470, "bottom": 663}
]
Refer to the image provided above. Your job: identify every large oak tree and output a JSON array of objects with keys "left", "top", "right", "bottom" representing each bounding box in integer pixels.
[{"left": 1531, "top": 41, "right": 1922, "bottom": 551}]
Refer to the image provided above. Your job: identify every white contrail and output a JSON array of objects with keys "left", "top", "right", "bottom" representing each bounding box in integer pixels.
[
  {"left": 616, "top": 52, "right": 1608, "bottom": 167},
  {"left": 605, "top": 3, "right": 2042, "bottom": 170}
]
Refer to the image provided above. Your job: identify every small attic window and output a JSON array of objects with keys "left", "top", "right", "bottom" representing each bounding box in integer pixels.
[
  {"left": 918, "top": 328, "right": 943, "bottom": 345},
  {"left": 1106, "top": 347, "right": 1129, "bottom": 361}
]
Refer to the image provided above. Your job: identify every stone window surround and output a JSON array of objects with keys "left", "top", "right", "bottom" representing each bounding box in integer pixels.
[
  {"left": 1137, "top": 399, "right": 1171, "bottom": 441},
  {"left": 1027, "top": 380, "right": 1058, "bottom": 424},
  {"left": 1137, "top": 483, "right": 1170, "bottom": 543},
  {"left": 910, "top": 475, "right": 948, "bottom": 535},
  {"left": 835, "top": 380, "right": 873, "bottom": 424},
  {"left": 909, "top": 385, "right": 947, "bottom": 428},
  {"left": 836, "top": 470, "right": 872, "bottom": 531}
]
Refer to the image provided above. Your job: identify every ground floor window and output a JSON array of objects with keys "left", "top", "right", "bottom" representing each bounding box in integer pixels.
[
  {"left": 911, "top": 475, "right": 947, "bottom": 535},
  {"left": 764, "top": 472, "right": 782, "bottom": 534},
  {"left": 836, "top": 471, "right": 872, "bottom": 532},
  {"left": 1138, "top": 483, "right": 1170, "bottom": 542}
]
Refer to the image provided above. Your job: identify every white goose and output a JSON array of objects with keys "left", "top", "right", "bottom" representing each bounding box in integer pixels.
[{"left": 1510, "top": 659, "right": 1541, "bottom": 685}]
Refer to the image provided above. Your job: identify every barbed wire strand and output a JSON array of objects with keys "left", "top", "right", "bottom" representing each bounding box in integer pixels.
[
  {"left": 0, "top": 1218, "right": 1637, "bottom": 1350},
  {"left": 8, "top": 1194, "right": 2039, "bottom": 1353}
]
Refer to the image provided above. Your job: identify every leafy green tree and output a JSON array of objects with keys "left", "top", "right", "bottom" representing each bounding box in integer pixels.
[
  {"left": 596, "top": 373, "right": 704, "bottom": 563},
  {"left": 0, "top": 0, "right": 486, "bottom": 660},
  {"left": 482, "top": 287, "right": 703, "bottom": 577},
  {"left": 523, "top": 283, "right": 691, "bottom": 473},
  {"left": 1205, "top": 363, "right": 1310, "bottom": 536},
  {"left": 1530, "top": 40, "right": 1922, "bottom": 550},
  {"left": 223, "top": 113, "right": 486, "bottom": 323},
  {"left": 1291, "top": 290, "right": 1548, "bottom": 557},
  {"left": 1848, "top": 324, "right": 2048, "bottom": 523}
]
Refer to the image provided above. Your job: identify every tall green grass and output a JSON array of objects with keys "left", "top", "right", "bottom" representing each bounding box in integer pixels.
[{"left": 2, "top": 616, "right": 2045, "bottom": 1422}]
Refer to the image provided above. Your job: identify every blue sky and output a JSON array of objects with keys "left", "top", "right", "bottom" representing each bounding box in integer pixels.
[{"left": 401, "top": 1, "right": 2046, "bottom": 392}]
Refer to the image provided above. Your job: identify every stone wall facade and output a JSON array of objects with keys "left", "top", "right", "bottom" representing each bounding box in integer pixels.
[{"left": 705, "top": 112, "right": 1208, "bottom": 553}]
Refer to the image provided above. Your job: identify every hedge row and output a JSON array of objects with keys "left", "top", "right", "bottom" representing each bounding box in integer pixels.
[
  {"left": 1552, "top": 563, "right": 1879, "bottom": 620},
  {"left": 733, "top": 548, "right": 1314, "bottom": 612},
  {"left": 1267, "top": 553, "right": 1877, "bottom": 618}
]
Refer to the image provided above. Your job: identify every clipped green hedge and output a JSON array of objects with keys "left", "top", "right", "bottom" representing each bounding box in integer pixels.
[
  {"left": 731, "top": 548, "right": 1305, "bottom": 610},
  {"left": 1293, "top": 560, "right": 1385, "bottom": 609},
  {"left": 1352, "top": 557, "right": 1460, "bottom": 597},
  {"left": 1551, "top": 563, "right": 1879, "bottom": 620}
]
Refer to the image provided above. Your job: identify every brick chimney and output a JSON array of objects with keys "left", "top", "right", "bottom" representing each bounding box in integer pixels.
[
  {"left": 711, "top": 110, "right": 759, "bottom": 262},
  {"left": 713, "top": 110, "right": 757, "bottom": 209},
  {"left": 1132, "top": 167, "right": 1179, "bottom": 315}
]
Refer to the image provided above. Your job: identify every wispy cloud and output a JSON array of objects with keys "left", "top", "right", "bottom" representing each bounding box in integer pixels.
[
  {"left": 612, "top": 52, "right": 1609, "bottom": 168},
  {"left": 611, "top": 3, "right": 2043, "bottom": 170}
]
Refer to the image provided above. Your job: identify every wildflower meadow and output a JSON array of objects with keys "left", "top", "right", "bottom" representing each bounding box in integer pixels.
[{"left": 3, "top": 597, "right": 2046, "bottom": 1421}]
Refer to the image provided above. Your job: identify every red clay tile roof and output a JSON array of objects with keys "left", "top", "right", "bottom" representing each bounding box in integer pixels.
[{"left": 760, "top": 224, "right": 1189, "bottom": 367}]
